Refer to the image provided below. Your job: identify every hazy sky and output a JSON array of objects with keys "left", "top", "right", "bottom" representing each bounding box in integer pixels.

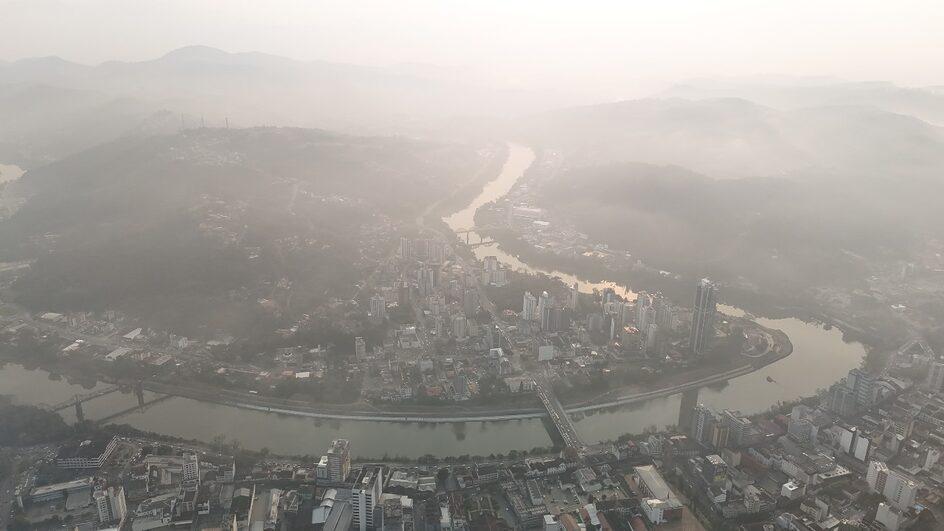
[{"left": 2, "top": 0, "right": 943, "bottom": 96}]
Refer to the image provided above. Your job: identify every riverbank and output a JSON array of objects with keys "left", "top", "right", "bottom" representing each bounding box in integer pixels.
[
  {"left": 0, "top": 331, "right": 791, "bottom": 424},
  {"left": 0, "top": 142, "right": 867, "bottom": 458},
  {"left": 478, "top": 226, "right": 886, "bottom": 351}
]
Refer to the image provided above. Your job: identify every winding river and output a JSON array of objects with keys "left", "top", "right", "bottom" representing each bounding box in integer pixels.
[{"left": 0, "top": 147, "right": 865, "bottom": 457}]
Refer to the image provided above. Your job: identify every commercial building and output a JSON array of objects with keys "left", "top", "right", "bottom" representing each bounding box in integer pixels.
[
  {"left": 183, "top": 453, "right": 200, "bottom": 482},
  {"left": 689, "top": 278, "right": 717, "bottom": 355},
  {"left": 927, "top": 362, "right": 944, "bottom": 393},
  {"left": 370, "top": 295, "right": 387, "bottom": 324},
  {"left": 838, "top": 425, "right": 871, "bottom": 462},
  {"left": 312, "top": 488, "right": 354, "bottom": 531},
  {"left": 326, "top": 439, "right": 351, "bottom": 482},
  {"left": 848, "top": 368, "right": 879, "bottom": 410},
  {"left": 352, "top": 466, "right": 384, "bottom": 531},
  {"left": 867, "top": 460, "right": 918, "bottom": 510},
  {"left": 537, "top": 291, "right": 551, "bottom": 329},
  {"left": 28, "top": 477, "right": 94, "bottom": 505},
  {"left": 722, "top": 410, "right": 753, "bottom": 447},
  {"left": 94, "top": 486, "right": 128, "bottom": 524},
  {"left": 522, "top": 291, "right": 538, "bottom": 321},
  {"left": 633, "top": 465, "right": 683, "bottom": 525},
  {"left": 56, "top": 436, "right": 118, "bottom": 469}
]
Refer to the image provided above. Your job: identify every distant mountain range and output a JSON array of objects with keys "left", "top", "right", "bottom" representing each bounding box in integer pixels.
[
  {"left": 0, "top": 46, "right": 572, "bottom": 166},
  {"left": 0, "top": 82, "right": 181, "bottom": 167},
  {"left": 4, "top": 45, "right": 944, "bottom": 171},
  {"left": 660, "top": 79, "right": 944, "bottom": 125},
  {"left": 4, "top": 45, "right": 944, "bottom": 312},
  {"left": 517, "top": 96, "right": 944, "bottom": 180}
]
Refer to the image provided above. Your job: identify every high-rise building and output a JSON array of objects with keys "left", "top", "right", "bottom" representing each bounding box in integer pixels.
[
  {"left": 484, "top": 255, "right": 500, "bottom": 272},
  {"left": 416, "top": 266, "right": 436, "bottom": 297},
  {"left": 428, "top": 241, "right": 445, "bottom": 265},
  {"left": 645, "top": 323, "right": 659, "bottom": 353},
  {"left": 601, "top": 287, "right": 616, "bottom": 307},
  {"left": 570, "top": 283, "right": 579, "bottom": 310},
  {"left": 709, "top": 423, "right": 731, "bottom": 450},
  {"left": 722, "top": 409, "right": 752, "bottom": 447},
  {"left": 614, "top": 301, "right": 632, "bottom": 328},
  {"left": 541, "top": 305, "right": 553, "bottom": 332},
  {"left": 369, "top": 295, "right": 386, "bottom": 324},
  {"left": 326, "top": 439, "right": 351, "bottom": 482},
  {"left": 927, "top": 362, "right": 944, "bottom": 392},
  {"left": 537, "top": 291, "right": 551, "bottom": 324},
  {"left": 867, "top": 461, "right": 918, "bottom": 510},
  {"left": 352, "top": 465, "right": 384, "bottom": 531},
  {"left": 463, "top": 288, "right": 479, "bottom": 316},
  {"left": 413, "top": 239, "right": 429, "bottom": 261},
  {"left": 925, "top": 448, "right": 941, "bottom": 471},
  {"left": 522, "top": 291, "right": 538, "bottom": 321},
  {"left": 677, "top": 389, "right": 699, "bottom": 433},
  {"left": 691, "top": 404, "right": 714, "bottom": 444},
  {"left": 396, "top": 281, "right": 412, "bottom": 306},
  {"left": 826, "top": 381, "right": 857, "bottom": 416},
  {"left": 452, "top": 313, "right": 469, "bottom": 341},
  {"left": 183, "top": 453, "right": 200, "bottom": 482},
  {"left": 689, "top": 279, "right": 717, "bottom": 355},
  {"left": 635, "top": 292, "right": 652, "bottom": 328},
  {"left": 399, "top": 237, "right": 413, "bottom": 260},
  {"left": 548, "top": 308, "right": 563, "bottom": 332},
  {"left": 490, "top": 268, "right": 507, "bottom": 286},
  {"left": 655, "top": 297, "right": 677, "bottom": 332},
  {"left": 355, "top": 337, "right": 367, "bottom": 360},
  {"left": 848, "top": 368, "right": 878, "bottom": 411},
  {"left": 94, "top": 486, "right": 127, "bottom": 524},
  {"left": 691, "top": 404, "right": 730, "bottom": 449}
]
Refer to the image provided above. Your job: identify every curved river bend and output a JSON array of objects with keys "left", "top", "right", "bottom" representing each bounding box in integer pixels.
[{"left": 0, "top": 148, "right": 864, "bottom": 457}]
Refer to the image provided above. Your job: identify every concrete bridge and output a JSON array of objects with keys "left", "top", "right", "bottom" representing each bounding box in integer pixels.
[
  {"left": 534, "top": 377, "right": 584, "bottom": 450},
  {"left": 454, "top": 226, "right": 501, "bottom": 245},
  {"left": 42, "top": 385, "right": 122, "bottom": 421}
]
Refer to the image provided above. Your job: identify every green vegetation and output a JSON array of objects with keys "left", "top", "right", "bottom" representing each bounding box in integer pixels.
[
  {"left": 485, "top": 271, "right": 568, "bottom": 313},
  {"left": 0, "top": 397, "right": 68, "bottom": 446},
  {"left": 536, "top": 162, "right": 909, "bottom": 297},
  {"left": 0, "top": 128, "right": 483, "bottom": 336}
]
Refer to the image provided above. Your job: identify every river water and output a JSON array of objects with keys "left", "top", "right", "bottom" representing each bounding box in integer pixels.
[{"left": 0, "top": 147, "right": 865, "bottom": 457}]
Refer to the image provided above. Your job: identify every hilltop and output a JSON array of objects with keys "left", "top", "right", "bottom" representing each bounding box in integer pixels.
[{"left": 0, "top": 127, "right": 485, "bottom": 335}]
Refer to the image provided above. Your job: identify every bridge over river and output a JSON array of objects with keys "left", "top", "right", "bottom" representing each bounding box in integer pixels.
[{"left": 533, "top": 376, "right": 585, "bottom": 451}]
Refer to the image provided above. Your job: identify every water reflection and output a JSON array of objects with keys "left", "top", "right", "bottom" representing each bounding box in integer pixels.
[{"left": 0, "top": 145, "right": 867, "bottom": 456}]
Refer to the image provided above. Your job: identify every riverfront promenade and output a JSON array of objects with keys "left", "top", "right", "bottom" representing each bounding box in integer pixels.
[{"left": 132, "top": 362, "right": 760, "bottom": 424}]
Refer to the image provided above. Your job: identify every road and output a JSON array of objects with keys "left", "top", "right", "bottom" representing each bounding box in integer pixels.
[{"left": 533, "top": 376, "right": 584, "bottom": 450}]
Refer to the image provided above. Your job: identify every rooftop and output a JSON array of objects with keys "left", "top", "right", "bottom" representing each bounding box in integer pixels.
[
  {"left": 30, "top": 477, "right": 93, "bottom": 496},
  {"left": 56, "top": 436, "right": 114, "bottom": 460}
]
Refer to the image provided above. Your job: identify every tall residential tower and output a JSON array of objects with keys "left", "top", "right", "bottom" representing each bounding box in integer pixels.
[{"left": 689, "top": 278, "right": 717, "bottom": 356}]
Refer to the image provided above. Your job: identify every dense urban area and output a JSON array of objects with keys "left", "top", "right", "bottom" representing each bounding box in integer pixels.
[
  {"left": 3, "top": 140, "right": 944, "bottom": 531},
  {"left": 3, "top": 9, "right": 944, "bottom": 531}
]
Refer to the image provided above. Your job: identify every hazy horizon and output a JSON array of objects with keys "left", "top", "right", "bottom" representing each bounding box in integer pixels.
[
  {"left": 3, "top": 0, "right": 943, "bottom": 102},
  {"left": 5, "top": 4, "right": 944, "bottom": 529}
]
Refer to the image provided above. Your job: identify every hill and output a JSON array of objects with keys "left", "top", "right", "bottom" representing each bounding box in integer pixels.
[
  {"left": 661, "top": 79, "right": 944, "bottom": 125},
  {"left": 535, "top": 162, "right": 927, "bottom": 292},
  {"left": 0, "top": 127, "right": 484, "bottom": 335},
  {"left": 517, "top": 97, "right": 944, "bottom": 180},
  {"left": 0, "top": 83, "right": 182, "bottom": 167},
  {"left": 0, "top": 46, "right": 567, "bottom": 167}
]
